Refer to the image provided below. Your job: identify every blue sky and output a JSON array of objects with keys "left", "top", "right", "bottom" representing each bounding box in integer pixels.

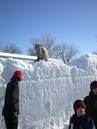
[{"left": 0, "top": 0, "right": 97, "bottom": 54}]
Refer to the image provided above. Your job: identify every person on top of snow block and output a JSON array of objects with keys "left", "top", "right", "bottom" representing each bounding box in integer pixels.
[
  {"left": 34, "top": 44, "right": 48, "bottom": 61},
  {"left": 68, "top": 99, "right": 95, "bottom": 129},
  {"left": 2, "top": 70, "right": 23, "bottom": 129},
  {"left": 84, "top": 81, "right": 97, "bottom": 129}
]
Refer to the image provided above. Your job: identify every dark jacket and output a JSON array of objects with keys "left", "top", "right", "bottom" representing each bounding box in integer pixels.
[
  {"left": 68, "top": 114, "right": 95, "bottom": 129},
  {"left": 84, "top": 92, "right": 97, "bottom": 129},
  {"left": 2, "top": 78, "right": 19, "bottom": 116}
]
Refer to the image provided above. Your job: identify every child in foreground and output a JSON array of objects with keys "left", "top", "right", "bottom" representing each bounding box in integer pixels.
[{"left": 68, "top": 100, "right": 95, "bottom": 129}]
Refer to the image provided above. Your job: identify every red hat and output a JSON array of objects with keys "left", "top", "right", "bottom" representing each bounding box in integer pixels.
[
  {"left": 73, "top": 100, "right": 86, "bottom": 111},
  {"left": 90, "top": 81, "right": 97, "bottom": 90},
  {"left": 13, "top": 70, "right": 23, "bottom": 81}
]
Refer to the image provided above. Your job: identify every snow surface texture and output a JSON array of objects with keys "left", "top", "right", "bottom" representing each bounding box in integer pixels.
[{"left": 0, "top": 53, "right": 97, "bottom": 129}]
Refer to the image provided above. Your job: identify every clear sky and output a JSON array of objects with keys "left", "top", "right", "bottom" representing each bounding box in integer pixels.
[{"left": 0, "top": 0, "right": 97, "bottom": 54}]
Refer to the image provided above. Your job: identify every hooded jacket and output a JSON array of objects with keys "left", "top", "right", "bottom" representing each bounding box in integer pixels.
[
  {"left": 84, "top": 91, "right": 97, "bottom": 129},
  {"left": 35, "top": 44, "right": 48, "bottom": 61},
  {"left": 69, "top": 114, "right": 95, "bottom": 129}
]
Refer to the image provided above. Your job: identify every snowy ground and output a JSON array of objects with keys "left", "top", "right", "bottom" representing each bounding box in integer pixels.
[{"left": 0, "top": 53, "right": 97, "bottom": 129}]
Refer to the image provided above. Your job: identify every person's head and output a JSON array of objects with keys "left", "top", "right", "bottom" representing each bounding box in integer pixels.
[
  {"left": 73, "top": 100, "right": 86, "bottom": 117},
  {"left": 12, "top": 70, "right": 23, "bottom": 81},
  {"left": 35, "top": 44, "right": 44, "bottom": 50},
  {"left": 90, "top": 81, "right": 97, "bottom": 95}
]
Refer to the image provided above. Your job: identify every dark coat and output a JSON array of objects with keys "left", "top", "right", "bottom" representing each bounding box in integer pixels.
[
  {"left": 68, "top": 114, "right": 95, "bottom": 129},
  {"left": 84, "top": 92, "right": 97, "bottom": 129},
  {"left": 2, "top": 78, "right": 19, "bottom": 116}
]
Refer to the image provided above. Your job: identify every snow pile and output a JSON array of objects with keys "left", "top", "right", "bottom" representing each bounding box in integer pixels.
[
  {"left": 70, "top": 53, "right": 97, "bottom": 73},
  {"left": 0, "top": 53, "right": 97, "bottom": 129}
]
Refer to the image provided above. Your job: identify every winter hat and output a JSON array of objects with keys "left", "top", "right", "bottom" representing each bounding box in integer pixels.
[
  {"left": 13, "top": 70, "right": 23, "bottom": 81},
  {"left": 90, "top": 81, "right": 97, "bottom": 90},
  {"left": 73, "top": 100, "right": 86, "bottom": 111}
]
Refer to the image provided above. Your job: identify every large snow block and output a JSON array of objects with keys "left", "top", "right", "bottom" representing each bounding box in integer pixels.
[{"left": 0, "top": 54, "right": 97, "bottom": 129}]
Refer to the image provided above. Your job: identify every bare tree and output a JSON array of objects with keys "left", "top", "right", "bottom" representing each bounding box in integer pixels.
[
  {"left": 41, "top": 34, "right": 56, "bottom": 57},
  {"left": 28, "top": 48, "right": 36, "bottom": 56},
  {"left": 58, "top": 44, "right": 79, "bottom": 63},
  {"left": 0, "top": 43, "right": 21, "bottom": 54},
  {"left": 93, "top": 51, "right": 97, "bottom": 55},
  {"left": 28, "top": 34, "right": 79, "bottom": 63}
]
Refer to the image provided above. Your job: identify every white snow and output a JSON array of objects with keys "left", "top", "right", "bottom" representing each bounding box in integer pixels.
[
  {"left": 0, "top": 52, "right": 37, "bottom": 61},
  {"left": 0, "top": 53, "right": 97, "bottom": 129}
]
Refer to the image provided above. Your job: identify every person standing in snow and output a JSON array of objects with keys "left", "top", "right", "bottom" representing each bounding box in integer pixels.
[
  {"left": 84, "top": 81, "right": 97, "bottom": 129},
  {"left": 34, "top": 44, "right": 48, "bottom": 61},
  {"left": 2, "top": 70, "right": 23, "bottom": 129},
  {"left": 68, "top": 100, "right": 95, "bottom": 129}
]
